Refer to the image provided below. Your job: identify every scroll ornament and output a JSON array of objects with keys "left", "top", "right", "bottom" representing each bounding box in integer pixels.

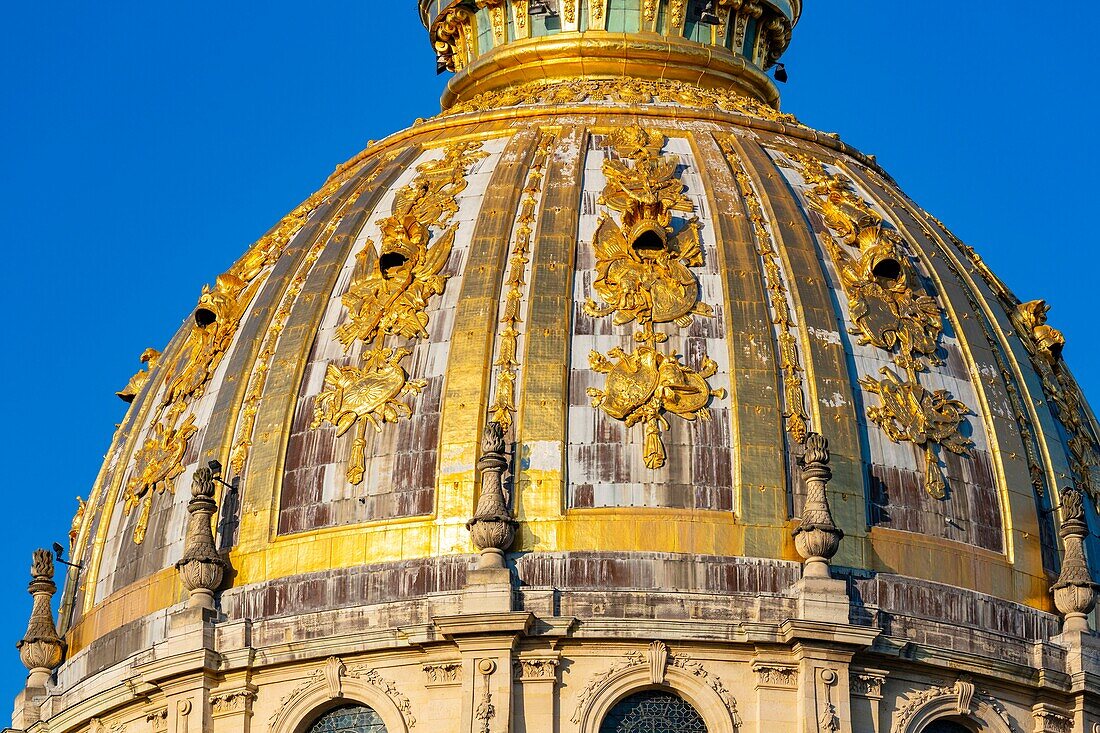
[
  {"left": 312, "top": 140, "right": 488, "bottom": 484},
  {"left": 585, "top": 126, "right": 724, "bottom": 469},
  {"left": 793, "top": 154, "right": 971, "bottom": 498}
]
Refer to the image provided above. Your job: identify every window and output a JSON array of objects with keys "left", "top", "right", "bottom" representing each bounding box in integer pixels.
[
  {"left": 306, "top": 705, "right": 387, "bottom": 733},
  {"left": 599, "top": 691, "right": 707, "bottom": 733},
  {"left": 924, "top": 722, "right": 973, "bottom": 733}
]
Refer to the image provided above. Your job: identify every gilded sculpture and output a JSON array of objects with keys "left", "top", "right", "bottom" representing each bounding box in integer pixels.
[
  {"left": 791, "top": 153, "right": 971, "bottom": 497},
  {"left": 585, "top": 127, "right": 723, "bottom": 469},
  {"left": 313, "top": 140, "right": 488, "bottom": 484},
  {"left": 116, "top": 348, "right": 161, "bottom": 403},
  {"left": 124, "top": 414, "right": 198, "bottom": 544}
]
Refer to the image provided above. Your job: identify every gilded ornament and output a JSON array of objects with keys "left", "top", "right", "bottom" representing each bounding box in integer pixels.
[
  {"left": 475, "top": 0, "right": 508, "bottom": 43},
  {"left": 123, "top": 413, "right": 198, "bottom": 544},
  {"left": 860, "top": 367, "right": 972, "bottom": 500},
  {"left": 69, "top": 496, "right": 86, "bottom": 553},
  {"left": 790, "top": 153, "right": 972, "bottom": 498},
  {"left": 721, "top": 135, "right": 809, "bottom": 443},
  {"left": 313, "top": 140, "right": 487, "bottom": 484},
  {"left": 116, "top": 348, "right": 160, "bottom": 403},
  {"left": 489, "top": 132, "right": 556, "bottom": 431},
  {"left": 584, "top": 127, "right": 723, "bottom": 468},
  {"left": 1014, "top": 300, "right": 1065, "bottom": 361},
  {"left": 434, "top": 8, "right": 474, "bottom": 73},
  {"left": 563, "top": 0, "right": 577, "bottom": 24}
]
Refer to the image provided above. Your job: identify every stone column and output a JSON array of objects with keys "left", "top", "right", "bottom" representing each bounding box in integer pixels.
[
  {"left": 465, "top": 421, "right": 519, "bottom": 613},
  {"left": 176, "top": 465, "right": 228, "bottom": 611},
  {"left": 1051, "top": 486, "right": 1098, "bottom": 633}
]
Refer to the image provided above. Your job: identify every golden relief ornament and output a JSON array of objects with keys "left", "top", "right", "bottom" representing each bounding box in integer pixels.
[
  {"left": 585, "top": 127, "right": 724, "bottom": 469},
  {"left": 116, "top": 348, "right": 160, "bottom": 403},
  {"left": 790, "top": 153, "right": 971, "bottom": 497},
  {"left": 314, "top": 140, "right": 488, "bottom": 484},
  {"left": 434, "top": 8, "right": 474, "bottom": 73}
]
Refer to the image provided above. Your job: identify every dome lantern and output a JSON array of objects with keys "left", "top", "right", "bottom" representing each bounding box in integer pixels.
[{"left": 421, "top": 0, "right": 798, "bottom": 108}]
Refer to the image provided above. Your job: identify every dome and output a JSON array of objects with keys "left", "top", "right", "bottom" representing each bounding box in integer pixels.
[{"left": 14, "top": 3, "right": 1100, "bottom": 733}]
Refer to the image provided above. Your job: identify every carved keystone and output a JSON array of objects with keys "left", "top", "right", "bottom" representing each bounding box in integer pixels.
[
  {"left": 466, "top": 421, "right": 518, "bottom": 569},
  {"left": 1051, "top": 486, "right": 1099, "bottom": 633},
  {"left": 17, "top": 549, "right": 65, "bottom": 687},
  {"left": 792, "top": 433, "right": 844, "bottom": 578},
  {"left": 175, "top": 465, "right": 229, "bottom": 609}
]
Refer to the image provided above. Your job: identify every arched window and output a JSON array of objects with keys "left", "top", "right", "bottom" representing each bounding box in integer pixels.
[
  {"left": 924, "top": 721, "right": 973, "bottom": 733},
  {"left": 305, "top": 705, "right": 388, "bottom": 733},
  {"left": 599, "top": 691, "right": 707, "bottom": 733}
]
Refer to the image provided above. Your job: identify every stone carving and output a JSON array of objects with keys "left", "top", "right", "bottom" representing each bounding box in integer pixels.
[
  {"left": 271, "top": 660, "right": 415, "bottom": 730},
  {"left": 474, "top": 659, "right": 496, "bottom": 733},
  {"left": 489, "top": 131, "right": 556, "bottom": 431},
  {"left": 1051, "top": 486, "right": 1099, "bottom": 632},
  {"left": 174, "top": 465, "right": 228, "bottom": 610},
  {"left": 571, "top": 644, "right": 741, "bottom": 727},
  {"left": 17, "top": 549, "right": 65, "bottom": 687},
  {"left": 890, "top": 680, "right": 1014, "bottom": 733},
  {"left": 145, "top": 708, "right": 168, "bottom": 732},
  {"left": 423, "top": 662, "right": 462, "bottom": 685},
  {"left": 790, "top": 154, "right": 972, "bottom": 499},
  {"left": 209, "top": 689, "right": 255, "bottom": 717},
  {"left": 850, "top": 673, "right": 885, "bottom": 698},
  {"left": 514, "top": 659, "right": 558, "bottom": 681},
  {"left": 314, "top": 140, "right": 488, "bottom": 485},
  {"left": 346, "top": 664, "right": 416, "bottom": 728},
  {"left": 648, "top": 641, "right": 669, "bottom": 685},
  {"left": 585, "top": 126, "right": 724, "bottom": 470},
  {"left": 90, "top": 718, "right": 126, "bottom": 733},
  {"left": 754, "top": 664, "right": 797, "bottom": 687},
  {"left": 466, "top": 421, "right": 518, "bottom": 568},
  {"left": 1033, "top": 707, "right": 1072, "bottom": 733},
  {"left": 116, "top": 347, "right": 161, "bottom": 403},
  {"left": 792, "top": 433, "right": 844, "bottom": 576},
  {"left": 324, "top": 656, "right": 346, "bottom": 698}
]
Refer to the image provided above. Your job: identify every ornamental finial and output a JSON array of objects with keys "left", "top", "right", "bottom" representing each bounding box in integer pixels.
[
  {"left": 175, "top": 465, "right": 229, "bottom": 610},
  {"left": 1051, "top": 486, "right": 1099, "bottom": 633},
  {"left": 466, "top": 421, "right": 518, "bottom": 569},
  {"left": 17, "top": 549, "right": 65, "bottom": 687},
  {"left": 792, "top": 433, "right": 844, "bottom": 578}
]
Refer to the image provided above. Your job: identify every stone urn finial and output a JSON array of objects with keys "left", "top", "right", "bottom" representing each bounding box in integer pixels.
[
  {"left": 1051, "top": 486, "right": 1099, "bottom": 633},
  {"left": 792, "top": 433, "right": 844, "bottom": 578},
  {"left": 466, "top": 421, "right": 518, "bottom": 569},
  {"left": 175, "top": 465, "right": 229, "bottom": 610},
  {"left": 17, "top": 549, "right": 65, "bottom": 687}
]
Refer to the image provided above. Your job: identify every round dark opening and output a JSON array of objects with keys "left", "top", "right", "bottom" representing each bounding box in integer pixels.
[
  {"left": 871, "top": 257, "right": 902, "bottom": 282},
  {"left": 380, "top": 252, "right": 409, "bottom": 279},
  {"left": 631, "top": 229, "right": 666, "bottom": 255},
  {"left": 194, "top": 308, "right": 217, "bottom": 327}
]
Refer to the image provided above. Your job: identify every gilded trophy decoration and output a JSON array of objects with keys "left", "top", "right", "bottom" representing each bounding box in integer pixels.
[
  {"left": 313, "top": 139, "right": 488, "bottom": 484},
  {"left": 584, "top": 126, "right": 724, "bottom": 469}
]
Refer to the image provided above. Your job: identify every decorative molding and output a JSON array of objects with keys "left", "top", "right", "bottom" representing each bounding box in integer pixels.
[
  {"left": 345, "top": 664, "right": 416, "bottom": 728},
  {"left": 144, "top": 708, "right": 167, "bottom": 733},
  {"left": 849, "top": 672, "right": 886, "bottom": 699},
  {"left": 90, "top": 719, "right": 126, "bottom": 733},
  {"left": 475, "top": 659, "right": 496, "bottom": 733},
  {"left": 210, "top": 689, "right": 256, "bottom": 717},
  {"left": 423, "top": 662, "right": 462, "bottom": 686},
  {"left": 269, "top": 658, "right": 415, "bottom": 730},
  {"left": 513, "top": 658, "right": 558, "bottom": 682},
  {"left": 752, "top": 662, "right": 797, "bottom": 688},
  {"left": 890, "top": 680, "right": 1015, "bottom": 733},
  {"left": 1032, "top": 704, "right": 1072, "bottom": 733}
]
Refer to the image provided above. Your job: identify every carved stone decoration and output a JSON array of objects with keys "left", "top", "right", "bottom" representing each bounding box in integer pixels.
[
  {"left": 789, "top": 154, "right": 973, "bottom": 499},
  {"left": 514, "top": 658, "right": 558, "bottom": 681},
  {"left": 314, "top": 140, "right": 488, "bottom": 485},
  {"left": 753, "top": 663, "right": 798, "bottom": 688},
  {"left": 1033, "top": 704, "right": 1072, "bottom": 733},
  {"left": 466, "top": 421, "right": 519, "bottom": 568},
  {"left": 571, "top": 650, "right": 647, "bottom": 724},
  {"left": 474, "top": 659, "right": 496, "bottom": 733},
  {"left": 423, "top": 662, "right": 462, "bottom": 686},
  {"left": 174, "top": 466, "right": 228, "bottom": 610},
  {"left": 648, "top": 641, "right": 669, "bottom": 684},
  {"left": 850, "top": 672, "right": 886, "bottom": 698},
  {"left": 345, "top": 664, "right": 417, "bottom": 728},
  {"left": 210, "top": 689, "right": 256, "bottom": 717},
  {"left": 324, "top": 656, "right": 347, "bottom": 698},
  {"left": 117, "top": 347, "right": 161, "bottom": 403},
  {"left": 271, "top": 662, "right": 416, "bottom": 731},
  {"left": 90, "top": 718, "right": 126, "bottom": 733},
  {"left": 1051, "top": 486, "right": 1099, "bottom": 632},
  {"left": 584, "top": 126, "right": 724, "bottom": 470},
  {"left": 667, "top": 655, "right": 743, "bottom": 727},
  {"left": 17, "top": 549, "right": 65, "bottom": 687},
  {"left": 890, "top": 680, "right": 1015, "bottom": 733},
  {"left": 145, "top": 708, "right": 168, "bottom": 733},
  {"left": 792, "top": 433, "right": 844, "bottom": 577}
]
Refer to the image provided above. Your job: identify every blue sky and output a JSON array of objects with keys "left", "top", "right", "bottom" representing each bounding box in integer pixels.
[{"left": 1, "top": 1, "right": 1097, "bottom": 694}]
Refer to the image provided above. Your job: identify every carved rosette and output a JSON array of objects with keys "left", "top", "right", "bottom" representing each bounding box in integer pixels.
[
  {"left": 466, "top": 421, "right": 518, "bottom": 567},
  {"left": 17, "top": 549, "right": 65, "bottom": 686},
  {"left": 791, "top": 434, "right": 844, "bottom": 577},
  {"left": 175, "top": 466, "right": 228, "bottom": 609},
  {"left": 1051, "top": 486, "right": 1099, "bottom": 632}
]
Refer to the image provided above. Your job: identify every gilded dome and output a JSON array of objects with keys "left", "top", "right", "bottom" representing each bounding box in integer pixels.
[{"left": 56, "top": 0, "right": 1096, "bottom": 688}]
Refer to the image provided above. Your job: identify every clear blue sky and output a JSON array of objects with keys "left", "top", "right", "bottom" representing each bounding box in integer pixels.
[{"left": 1, "top": 1, "right": 1097, "bottom": 694}]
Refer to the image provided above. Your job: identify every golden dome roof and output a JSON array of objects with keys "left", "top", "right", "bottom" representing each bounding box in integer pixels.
[{"left": 61, "top": 1, "right": 1097, "bottom": 668}]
